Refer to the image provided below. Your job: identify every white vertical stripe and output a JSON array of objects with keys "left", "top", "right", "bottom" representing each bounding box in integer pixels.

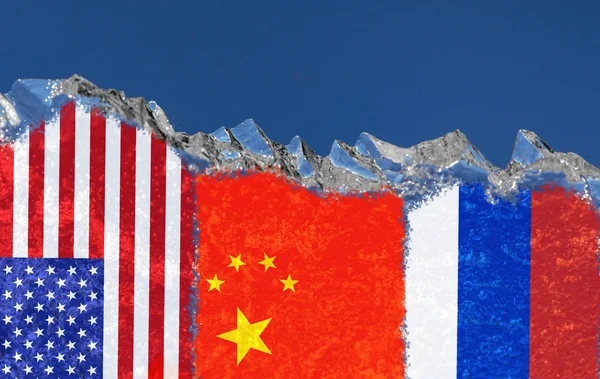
[
  {"left": 164, "top": 146, "right": 181, "bottom": 377},
  {"left": 43, "top": 118, "right": 60, "bottom": 258},
  {"left": 12, "top": 131, "right": 29, "bottom": 258},
  {"left": 133, "top": 129, "right": 151, "bottom": 378},
  {"left": 103, "top": 117, "right": 121, "bottom": 379},
  {"left": 405, "top": 186, "right": 459, "bottom": 379},
  {"left": 74, "top": 108, "right": 91, "bottom": 258}
]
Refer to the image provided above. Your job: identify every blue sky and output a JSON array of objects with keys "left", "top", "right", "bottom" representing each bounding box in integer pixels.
[{"left": 1, "top": 0, "right": 599, "bottom": 167}]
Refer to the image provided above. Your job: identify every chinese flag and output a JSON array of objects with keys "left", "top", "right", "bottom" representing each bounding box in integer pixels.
[{"left": 194, "top": 171, "right": 406, "bottom": 378}]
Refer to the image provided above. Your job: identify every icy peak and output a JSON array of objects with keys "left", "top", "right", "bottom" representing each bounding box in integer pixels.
[
  {"left": 229, "top": 119, "right": 274, "bottom": 159},
  {"left": 510, "top": 129, "right": 554, "bottom": 167},
  {"left": 286, "top": 136, "right": 316, "bottom": 178},
  {"left": 210, "top": 126, "right": 231, "bottom": 143}
]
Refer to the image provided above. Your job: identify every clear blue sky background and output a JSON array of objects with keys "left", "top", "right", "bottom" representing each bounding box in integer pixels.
[{"left": 1, "top": 0, "right": 599, "bottom": 167}]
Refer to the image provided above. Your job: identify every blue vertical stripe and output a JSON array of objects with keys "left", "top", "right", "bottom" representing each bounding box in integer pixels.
[{"left": 457, "top": 185, "right": 531, "bottom": 378}]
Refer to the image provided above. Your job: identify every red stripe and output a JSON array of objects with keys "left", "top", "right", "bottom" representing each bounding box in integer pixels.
[
  {"left": 89, "top": 108, "right": 106, "bottom": 259},
  {"left": 118, "top": 122, "right": 137, "bottom": 379},
  {"left": 58, "top": 102, "right": 76, "bottom": 258},
  {"left": 0, "top": 142, "right": 14, "bottom": 257},
  {"left": 178, "top": 165, "right": 194, "bottom": 378},
  {"left": 148, "top": 136, "right": 167, "bottom": 378},
  {"left": 28, "top": 123, "right": 45, "bottom": 258},
  {"left": 530, "top": 188, "right": 600, "bottom": 378}
]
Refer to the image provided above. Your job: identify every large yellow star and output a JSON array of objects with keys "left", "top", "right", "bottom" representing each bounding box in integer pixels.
[
  {"left": 216, "top": 308, "right": 272, "bottom": 365},
  {"left": 280, "top": 274, "right": 299, "bottom": 292},
  {"left": 206, "top": 274, "right": 225, "bottom": 292},
  {"left": 227, "top": 254, "right": 246, "bottom": 272},
  {"left": 258, "top": 253, "right": 276, "bottom": 272}
]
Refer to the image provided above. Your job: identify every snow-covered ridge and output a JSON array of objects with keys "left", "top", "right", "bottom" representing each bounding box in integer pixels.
[{"left": 2, "top": 75, "right": 599, "bottom": 205}]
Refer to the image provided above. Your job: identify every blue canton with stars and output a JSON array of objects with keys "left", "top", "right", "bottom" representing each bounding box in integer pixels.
[{"left": 0, "top": 258, "right": 103, "bottom": 378}]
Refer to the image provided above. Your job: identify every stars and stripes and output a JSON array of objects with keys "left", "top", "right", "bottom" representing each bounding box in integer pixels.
[
  {"left": 0, "top": 101, "right": 196, "bottom": 378},
  {"left": 0, "top": 258, "right": 102, "bottom": 377}
]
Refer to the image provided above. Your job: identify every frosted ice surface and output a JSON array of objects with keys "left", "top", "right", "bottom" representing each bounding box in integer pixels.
[{"left": 2, "top": 74, "right": 599, "bottom": 207}]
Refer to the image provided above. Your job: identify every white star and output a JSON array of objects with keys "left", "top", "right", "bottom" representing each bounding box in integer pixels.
[
  {"left": 2, "top": 339, "right": 10, "bottom": 349},
  {"left": 87, "top": 340, "right": 97, "bottom": 351},
  {"left": 88, "top": 366, "right": 97, "bottom": 375},
  {"left": 45, "top": 340, "right": 54, "bottom": 350},
  {"left": 45, "top": 315, "right": 55, "bottom": 325},
  {"left": 1, "top": 364, "right": 10, "bottom": 374},
  {"left": 23, "top": 340, "right": 32, "bottom": 349},
  {"left": 67, "top": 315, "right": 76, "bottom": 325},
  {"left": 34, "top": 303, "right": 44, "bottom": 312},
  {"left": 24, "top": 315, "right": 33, "bottom": 324},
  {"left": 34, "top": 327, "right": 44, "bottom": 337},
  {"left": 13, "top": 303, "right": 23, "bottom": 312},
  {"left": 56, "top": 278, "right": 66, "bottom": 288},
  {"left": 35, "top": 277, "right": 44, "bottom": 287},
  {"left": 77, "top": 352, "right": 86, "bottom": 363},
  {"left": 55, "top": 327, "right": 65, "bottom": 338},
  {"left": 88, "top": 291, "right": 98, "bottom": 301},
  {"left": 23, "top": 364, "right": 32, "bottom": 374},
  {"left": 77, "top": 328, "right": 86, "bottom": 339},
  {"left": 34, "top": 352, "right": 44, "bottom": 362},
  {"left": 25, "top": 265, "right": 34, "bottom": 275},
  {"left": 43, "top": 365, "right": 54, "bottom": 375},
  {"left": 2, "top": 290, "right": 12, "bottom": 300},
  {"left": 77, "top": 303, "right": 87, "bottom": 313},
  {"left": 3, "top": 265, "right": 12, "bottom": 275},
  {"left": 24, "top": 290, "right": 34, "bottom": 300},
  {"left": 13, "top": 351, "right": 22, "bottom": 362},
  {"left": 2, "top": 315, "right": 11, "bottom": 324},
  {"left": 67, "top": 291, "right": 76, "bottom": 300},
  {"left": 89, "top": 266, "right": 98, "bottom": 275},
  {"left": 56, "top": 352, "right": 65, "bottom": 362},
  {"left": 13, "top": 277, "right": 23, "bottom": 287},
  {"left": 78, "top": 278, "right": 87, "bottom": 288},
  {"left": 45, "top": 290, "right": 55, "bottom": 300},
  {"left": 88, "top": 316, "right": 97, "bottom": 325},
  {"left": 66, "top": 365, "right": 76, "bottom": 375},
  {"left": 13, "top": 327, "right": 22, "bottom": 337},
  {"left": 67, "top": 266, "right": 76, "bottom": 276},
  {"left": 66, "top": 340, "right": 76, "bottom": 350},
  {"left": 56, "top": 303, "right": 65, "bottom": 312},
  {"left": 45, "top": 266, "right": 55, "bottom": 275}
]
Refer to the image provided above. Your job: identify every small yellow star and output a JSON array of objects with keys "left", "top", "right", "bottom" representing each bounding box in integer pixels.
[
  {"left": 227, "top": 254, "right": 246, "bottom": 272},
  {"left": 206, "top": 274, "right": 225, "bottom": 292},
  {"left": 280, "top": 274, "right": 299, "bottom": 292},
  {"left": 258, "top": 254, "right": 276, "bottom": 272},
  {"left": 217, "top": 308, "right": 272, "bottom": 365}
]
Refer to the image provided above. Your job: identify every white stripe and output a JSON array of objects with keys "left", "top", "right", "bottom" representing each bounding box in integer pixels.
[
  {"left": 74, "top": 108, "right": 91, "bottom": 258},
  {"left": 103, "top": 117, "right": 120, "bottom": 379},
  {"left": 12, "top": 130, "right": 29, "bottom": 258},
  {"left": 43, "top": 118, "right": 60, "bottom": 258},
  {"left": 405, "top": 186, "right": 459, "bottom": 379},
  {"left": 164, "top": 146, "right": 181, "bottom": 377},
  {"left": 133, "top": 129, "right": 151, "bottom": 378}
]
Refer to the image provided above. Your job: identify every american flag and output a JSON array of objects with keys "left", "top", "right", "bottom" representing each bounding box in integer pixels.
[
  {"left": 0, "top": 258, "right": 103, "bottom": 377},
  {"left": 0, "top": 101, "right": 196, "bottom": 378}
]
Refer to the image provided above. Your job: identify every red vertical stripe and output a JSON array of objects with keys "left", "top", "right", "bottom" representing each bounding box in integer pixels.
[
  {"left": 118, "top": 122, "right": 137, "bottom": 379},
  {"left": 530, "top": 188, "right": 600, "bottom": 378},
  {"left": 179, "top": 165, "right": 195, "bottom": 378},
  {"left": 148, "top": 137, "right": 167, "bottom": 378},
  {"left": 89, "top": 108, "right": 106, "bottom": 259},
  {"left": 0, "top": 143, "right": 14, "bottom": 257},
  {"left": 28, "top": 123, "right": 45, "bottom": 258},
  {"left": 58, "top": 102, "right": 76, "bottom": 258}
]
